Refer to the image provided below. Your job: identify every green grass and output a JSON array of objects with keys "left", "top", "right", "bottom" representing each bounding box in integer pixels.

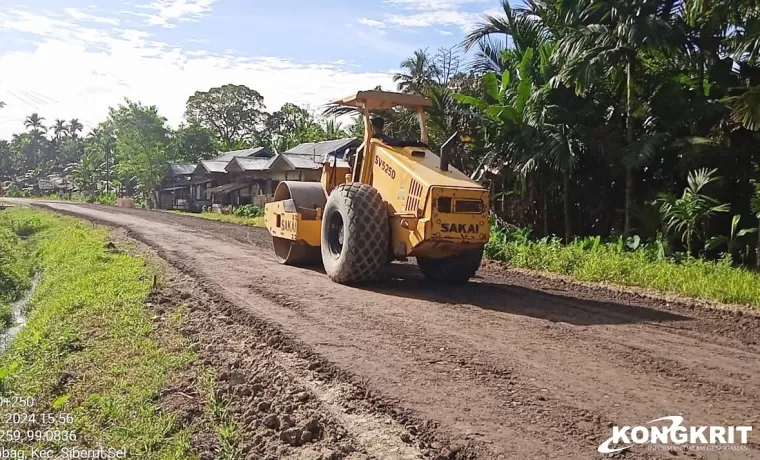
[
  {"left": 487, "top": 226, "right": 760, "bottom": 308},
  {"left": 0, "top": 212, "right": 37, "bottom": 331},
  {"left": 0, "top": 208, "right": 204, "bottom": 459},
  {"left": 170, "top": 210, "right": 265, "bottom": 228}
]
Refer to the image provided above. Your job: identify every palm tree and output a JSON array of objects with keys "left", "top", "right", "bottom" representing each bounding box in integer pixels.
[
  {"left": 24, "top": 113, "right": 47, "bottom": 170},
  {"left": 659, "top": 168, "right": 730, "bottom": 256},
  {"left": 463, "top": 0, "right": 552, "bottom": 72},
  {"left": 554, "top": 0, "right": 681, "bottom": 235},
  {"left": 24, "top": 113, "right": 45, "bottom": 131},
  {"left": 69, "top": 119, "right": 83, "bottom": 139},
  {"left": 393, "top": 49, "right": 436, "bottom": 94},
  {"left": 53, "top": 119, "right": 69, "bottom": 140},
  {"left": 323, "top": 119, "right": 346, "bottom": 140},
  {"left": 461, "top": 2, "right": 592, "bottom": 239}
]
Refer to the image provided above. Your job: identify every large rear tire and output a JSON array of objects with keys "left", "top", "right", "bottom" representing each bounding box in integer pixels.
[
  {"left": 321, "top": 183, "right": 389, "bottom": 284},
  {"left": 417, "top": 248, "right": 484, "bottom": 284}
]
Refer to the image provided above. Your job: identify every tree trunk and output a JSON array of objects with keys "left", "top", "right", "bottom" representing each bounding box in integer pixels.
[
  {"left": 564, "top": 170, "right": 572, "bottom": 243},
  {"left": 543, "top": 192, "right": 549, "bottom": 237},
  {"left": 756, "top": 220, "right": 760, "bottom": 268},
  {"left": 624, "top": 59, "right": 635, "bottom": 236}
]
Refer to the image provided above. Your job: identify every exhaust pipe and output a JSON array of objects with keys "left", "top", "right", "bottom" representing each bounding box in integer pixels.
[{"left": 440, "top": 132, "right": 458, "bottom": 172}]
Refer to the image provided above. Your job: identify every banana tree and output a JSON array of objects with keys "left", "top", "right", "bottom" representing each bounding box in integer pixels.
[{"left": 456, "top": 45, "right": 586, "bottom": 240}]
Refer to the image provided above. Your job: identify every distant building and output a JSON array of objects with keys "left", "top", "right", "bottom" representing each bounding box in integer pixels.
[{"left": 159, "top": 138, "right": 358, "bottom": 212}]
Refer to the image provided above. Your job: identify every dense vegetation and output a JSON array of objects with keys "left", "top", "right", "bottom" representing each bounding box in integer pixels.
[
  {"left": 352, "top": 0, "right": 760, "bottom": 267},
  {"left": 1, "top": 0, "right": 759, "bottom": 270},
  {"left": 0, "top": 92, "right": 351, "bottom": 208}
]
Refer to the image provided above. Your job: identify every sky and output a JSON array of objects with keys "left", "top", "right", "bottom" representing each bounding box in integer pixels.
[{"left": 0, "top": 0, "right": 504, "bottom": 139}]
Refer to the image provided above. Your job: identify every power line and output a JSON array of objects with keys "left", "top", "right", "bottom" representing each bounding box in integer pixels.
[
  {"left": 28, "top": 89, "right": 59, "bottom": 105},
  {"left": 5, "top": 90, "right": 40, "bottom": 111},
  {"left": 17, "top": 89, "right": 49, "bottom": 106}
]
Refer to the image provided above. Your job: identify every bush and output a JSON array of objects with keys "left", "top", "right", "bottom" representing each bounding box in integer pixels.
[
  {"left": 95, "top": 192, "right": 117, "bottom": 205},
  {"left": 233, "top": 204, "right": 264, "bottom": 218},
  {"left": 3, "top": 184, "right": 29, "bottom": 198},
  {"left": 0, "top": 227, "right": 31, "bottom": 304},
  {"left": 486, "top": 221, "right": 760, "bottom": 308}
]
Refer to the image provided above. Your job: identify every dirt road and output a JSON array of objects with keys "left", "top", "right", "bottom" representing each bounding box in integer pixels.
[{"left": 11, "top": 200, "right": 760, "bottom": 459}]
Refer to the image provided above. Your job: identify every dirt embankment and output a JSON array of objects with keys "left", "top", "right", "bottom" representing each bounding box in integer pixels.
[
  {"left": 17, "top": 201, "right": 760, "bottom": 460},
  {"left": 121, "top": 229, "right": 441, "bottom": 460}
]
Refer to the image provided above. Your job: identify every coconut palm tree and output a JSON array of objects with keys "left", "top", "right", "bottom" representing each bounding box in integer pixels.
[
  {"left": 393, "top": 49, "right": 437, "bottom": 94},
  {"left": 53, "top": 119, "right": 69, "bottom": 140},
  {"left": 323, "top": 119, "right": 346, "bottom": 140},
  {"left": 23, "top": 113, "right": 47, "bottom": 170},
  {"left": 69, "top": 118, "right": 84, "bottom": 139}
]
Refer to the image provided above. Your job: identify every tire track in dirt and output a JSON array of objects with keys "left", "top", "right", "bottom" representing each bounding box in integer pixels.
[{"left": 14, "top": 200, "right": 760, "bottom": 460}]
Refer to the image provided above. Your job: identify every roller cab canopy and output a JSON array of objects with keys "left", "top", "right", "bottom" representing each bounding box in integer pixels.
[{"left": 333, "top": 90, "right": 433, "bottom": 111}]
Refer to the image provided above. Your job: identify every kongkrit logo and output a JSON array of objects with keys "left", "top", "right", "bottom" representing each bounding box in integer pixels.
[{"left": 599, "top": 416, "right": 752, "bottom": 453}]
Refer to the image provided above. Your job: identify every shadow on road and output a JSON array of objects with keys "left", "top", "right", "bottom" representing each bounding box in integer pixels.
[{"left": 363, "top": 263, "right": 690, "bottom": 327}]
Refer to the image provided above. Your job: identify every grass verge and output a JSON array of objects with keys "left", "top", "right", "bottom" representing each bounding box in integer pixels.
[
  {"left": 487, "top": 226, "right": 760, "bottom": 308},
  {"left": 0, "top": 208, "right": 207, "bottom": 459},
  {"left": 0, "top": 212, "right": 37, "bottom": 330},
  {"left": 169, "top": 210, "right": 265, "bottom": 228}
]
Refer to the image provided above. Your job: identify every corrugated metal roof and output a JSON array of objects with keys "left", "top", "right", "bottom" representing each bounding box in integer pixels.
[
  {"left": 281, "top": 154, "right": 322, "bottom": 170},
  {"left": 227, "top": 157, "right": 275, "bottom": 172},
  {"left": 200, "top": 161, "right": 229, "bottom": 173},
  {"left": 283, "top": 138, "right": 358, "bottom": 163},
  {"left": 212, "top": 147, "right": 273, "bottom": 162},
  {"left": 168, "top": 164, "right": 196, "bottom": 176}
]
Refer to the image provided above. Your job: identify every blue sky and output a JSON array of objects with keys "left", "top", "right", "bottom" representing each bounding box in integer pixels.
[{"left": 0, "top": 0, "right": 504, "bottom": 138}]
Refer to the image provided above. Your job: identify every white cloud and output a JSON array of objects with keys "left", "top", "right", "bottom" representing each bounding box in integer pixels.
[
  {"left": 63, "top": 7, "right": 120, "bottom": 25},
  {"left": 137, "top": 0, "right": 217, "bottom": 28},
  {"left": 361, "top": 0, "right": 495, "bottom": 33},
  {"left": 385, "top": 0, "right": 490, "bottom": 10},
  {"left": 0, "top": 9, "right": 395, "bottom": 138},
  {"left": 387, "top": 10, "right": 481, "bottom": 31},
  {"left": 437, "top": 29, "right": 453, "bottom": 36},
  {"left": 358, "top": 18, "right": 387, "bottom": 28}
]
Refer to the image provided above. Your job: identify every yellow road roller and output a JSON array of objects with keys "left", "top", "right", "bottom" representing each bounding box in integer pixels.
[{"left": 264, "top": 90, "right": 490, "bottom": 284}]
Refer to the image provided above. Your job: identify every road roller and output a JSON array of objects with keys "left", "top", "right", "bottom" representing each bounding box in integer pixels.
[{"left": 264, "top": 90, "right": 490, "bottom": 284}]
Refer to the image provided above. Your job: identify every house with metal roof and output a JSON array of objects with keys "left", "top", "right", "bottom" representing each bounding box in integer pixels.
[
  {"left": 220, "top": 137, "right": 359, "bottom": 207},
  {"left": 186, "top": 147, "right": 275, "bottom": 211},
  {"left": 160, "top": 139, "right": 358, "bottom": 212},
  {"left": 158, "top": 163, "right": 196, "bottom": 210}
]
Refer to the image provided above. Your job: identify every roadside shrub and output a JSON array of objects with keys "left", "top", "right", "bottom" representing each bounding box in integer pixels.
[
  {"left": 0, "top": 228, "right": 29, "bottom": 303},
  {"left": 3, "top": 184, "right": 29, "bottom": 198},
  {"left": 95, "top": 192, "right": 117, "bottom": 205},
  {"left": 486, "top": 222, "right": 760, "bottom": 308},
  {"left": 234, "top": 204, "right": 264, "bottom": 218}
]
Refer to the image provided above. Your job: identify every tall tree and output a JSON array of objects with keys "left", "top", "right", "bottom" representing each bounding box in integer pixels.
[
  {"left": 23, "top": 113, "right": 46, "bottom": 170},
  {"left": 53, "top": 119, "right": 69, "bottom": 140},
  {"left": 554, "top": 0, "right": 681, "bottom": 235},
  {"left": 393, "top": 49, "right": 437, "bottom": 94},
  {"left": 108, "top": 99, "right": 170, "bottom": 207},
  {"left": 68, "top": 119, "right": 83, "bottom": 139},
  {"left": 185, "top": 84, "right": 268, "bottom": 150},
  {"left": 169, "top": 123, "right": 218, "bottom": 162}
]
